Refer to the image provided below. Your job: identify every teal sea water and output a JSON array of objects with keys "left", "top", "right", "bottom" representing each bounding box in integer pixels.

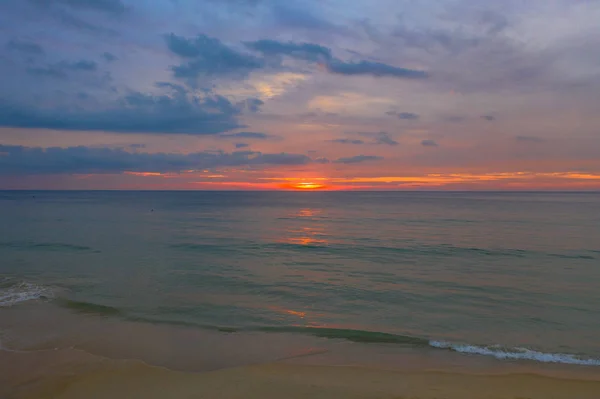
[{"left": 1, "top": 191, "right": 600, "bottom": 366}]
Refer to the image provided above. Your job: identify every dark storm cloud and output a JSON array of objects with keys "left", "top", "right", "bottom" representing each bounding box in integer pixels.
[
  {"left": 329, "top": 138, "right": 365, "bottom": 145},
  {"left": 165, "top": 34, "right": 264, "bottom": 79},
  {"left": 326, "top": 60, "right": 429, "bottom": 79},
  {"left": 421, "top": 139, "right": 439, "bottom": 147},
  {"left": 481, "top": 115, "right": 496, "bottom": 121},
  {"left": 0, "top": 86, "right": 263, "bottom": 134},
  {"left": 0, "top": 144, "right": 312, "bottom": 175},
  {"left": 29, "top": 0, "right": 127, "bottom": 15},
  {"left": 244, "top": 40, "right": 332, "bottom": 62},
  {"left": 6, "top": 39, "right": 44, "bottom": 55},
  {"left": 235, "top": 143, "right": 249, "bottom": 148},
  {"left": 333, "top": 155, "right": 383, "bottom": 164}
]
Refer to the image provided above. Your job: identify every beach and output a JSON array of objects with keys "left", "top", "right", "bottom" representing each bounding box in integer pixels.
[
  {"left": 2, "top": 299, "right": 600, "bottom": 398},
  {"left": 4, "top": 346, "right": 600, "bottom": 399},
  {"left": 2, "top": 191, "right": 600, "bottom": 397}
]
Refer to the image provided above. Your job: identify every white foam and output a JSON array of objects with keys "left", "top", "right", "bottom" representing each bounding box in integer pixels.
[
  {"left": 429, "top": 340, "right": 600, "bottom": 366},
  {"left": 0, "top": 282, "right": 53, "bottom": 307}
]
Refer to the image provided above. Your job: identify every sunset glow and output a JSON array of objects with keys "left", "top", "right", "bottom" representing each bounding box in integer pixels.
[
  {"left": 1, "top": 0, "right": 600, "bottom": 191},
  {"left": 290, "top": 182, "right": 328, "bottom": 190}
]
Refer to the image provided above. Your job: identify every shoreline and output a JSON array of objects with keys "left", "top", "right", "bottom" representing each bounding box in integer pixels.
[
  {"left": 2, "top": 300, "right": 600, "bottom": 398},
  {"left": 4, "top": 347, "right": 600, "bottom": 399}
]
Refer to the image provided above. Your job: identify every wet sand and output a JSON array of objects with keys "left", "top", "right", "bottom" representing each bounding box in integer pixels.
[
  {"left": 4, "top": 348, "right": 600, "bottom": 399},
  {"left": 2, "top": 302, "right": 600, "bottom": 398}
]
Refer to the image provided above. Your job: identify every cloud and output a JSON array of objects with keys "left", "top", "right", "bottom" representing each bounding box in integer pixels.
[
  {"left": 326, "top": 60, "right": 429, "bottom": 79},
  {"left": 372, "top": 132, "right": 399, "bottom": 146},
  {"left": 237, "top": 98, "right": 264, "bottom": 113},
  {"left": 25, "top": 59, "right": 98, "bottom": 79},
  {"left": 421, "top": 139, "right": 439, "bottom": 147},
  {"left": 355, "top": 131, "right": 399, "bottom": 146},
  {"left": 392, "top": 25, "right": 481, "bottom": 54},
  {"left": 30, "top": 0, "right": 127, "bottom": 15},
  {"left": 219, "top": 131, "right": 272, "bottom": 139},
  {"left": 102, "top": 52, "right": 117, "bottom": 62},
  {"left": 386, "top": 111, "right": 419, "bottom": 119},
  {"left": 333, "top": 155, "right": 383, "bottom": 164},
  {"left": 26, "top": 66, "right": 68, "bottom": 79},
  {"left": 70, "top": 60, "right": 97, "bottom": 71},
  {"left": 6, "top": 39, "right": 44, "bottom": 55},
  {"left": 244, "top": 38, "right": 429, "bottom": 80},
  {"left": 165, "top": 33, "right": 263, "bottom": 80},
  {"left": 269, "top": 3, "right": 340, "bottom": 33},
  {"left": 235, "top": 143, "right": 249, "bottom": 148},
  {"left": 0, "top": 144, "right": 312, "bottom": 175},
  {"left": 515, "top": 135, "right": 545, "bottom": 143},
  {"left": 313, "top": 157, "right": 330, "bottom": 164},
  {"left": 0, "top": 84, "right": 263, "bottom": 134},
  {"left": 481, "top": 115, "right": 496, "bottom": 121},
  {"left": 396, "top": 112, "right": 420, "bottom": 120},
  {"left": 329, "top": 138, "right": 365, "bottom": 145},
  {"left": 245, "top": 39, "right": 332, "bottom": 62},
  {"left": 54, "top": 9, "right": 119, "bottom": 35}
]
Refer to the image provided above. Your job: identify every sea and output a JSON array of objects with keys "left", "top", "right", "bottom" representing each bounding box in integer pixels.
[{"left": 1, "top": 190, "right": 600, "bottom": 379}]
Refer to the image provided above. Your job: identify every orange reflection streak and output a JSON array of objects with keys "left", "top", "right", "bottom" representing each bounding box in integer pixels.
[
  {"left": 297, "top": 208, "right": 318, "bottom": 217},
  {"left": 281, "top": 208, "right": 330, "bottom": 246},
  {"left": 286, "top": 309, "right": 307, "bottom": 318},
  {"left": 267, "top": 305, "right": 307, "bottom": 319}
]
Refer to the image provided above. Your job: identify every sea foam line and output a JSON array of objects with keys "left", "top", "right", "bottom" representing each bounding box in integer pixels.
[
  {"left": 429, "top": 340, "right": 600, "bottom": 366},
  {"left": 0, "top": 281, "right": 53, "bottom": 307}
]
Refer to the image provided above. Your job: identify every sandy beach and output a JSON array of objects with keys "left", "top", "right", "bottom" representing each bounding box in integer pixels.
[
  {"left": 3, "top": 299, "right": 600, "bottom": 398},
  {"left": 3, "top": 347, "right": 600, "bottom": 399}
]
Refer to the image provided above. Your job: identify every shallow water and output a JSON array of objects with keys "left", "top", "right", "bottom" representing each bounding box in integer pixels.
[{"left": 1, "top": 191, "right": 600, "bottom": 367}]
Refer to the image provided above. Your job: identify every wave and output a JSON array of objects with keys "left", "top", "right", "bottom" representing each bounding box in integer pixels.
[
  {"left": 257, "top": 326, "right": 430, "bottom": 345},
  {"left": 13, "top": 294, "right": 600, "bottom": 367},
  {"left": 256, "top": 328, "right": 600, "bottom": 365},
  {"left": 0, "top": 241, "right": 98, "bottom": 252},
  {"left": 58, "top": 299, "right": 122, "bottom": 316},
  {"left": 429, "top": 340, "right": 600, "bottom": 366},
  {"left": 0, "top": 280, "right": 53, "bottom": 307},
  {"left": 169, "top": 241, "right": 595, "bottom": 260},
  {"left": 548, "top": 253, "right": 596, "bottom": 260}
]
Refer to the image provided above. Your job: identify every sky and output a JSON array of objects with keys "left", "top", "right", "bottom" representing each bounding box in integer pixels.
[{"left": 1, "top": 0, "right": 600, "bottom": 190}]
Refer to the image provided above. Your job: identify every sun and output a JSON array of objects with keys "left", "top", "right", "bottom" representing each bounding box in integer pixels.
[{"left": 292, "top": 182, "right": 327, "bottom": 190}]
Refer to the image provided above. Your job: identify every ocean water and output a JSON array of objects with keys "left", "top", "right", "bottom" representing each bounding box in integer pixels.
[{"left": 1, "top": 191, "right": 600, "bottom": 368}]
